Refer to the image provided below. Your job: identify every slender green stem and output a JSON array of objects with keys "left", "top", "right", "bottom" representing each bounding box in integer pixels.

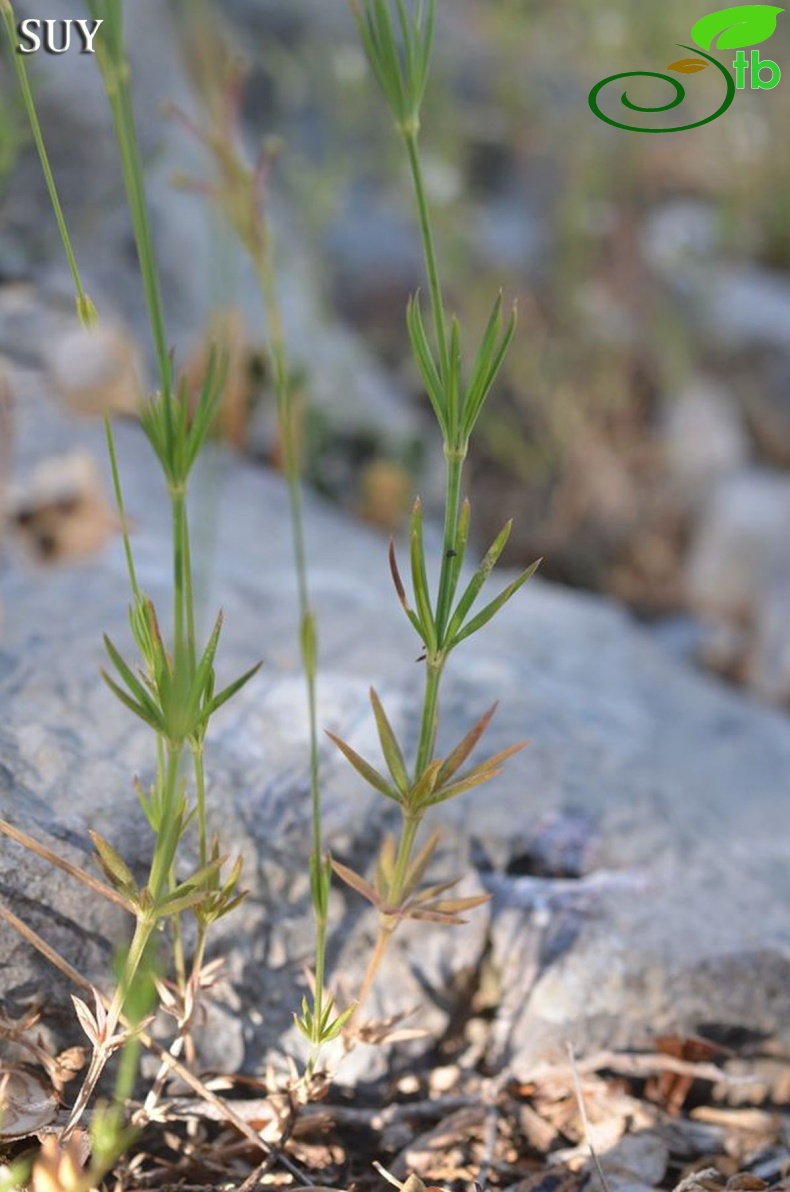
[
  {"left": 105, "top": 912, "right": 155, "bottom": 1038},
  {"left": 171, "top": 487, "right": 196, "bottom": 670},
  {"left": 388, "top": 814, "right": 420, "bottom": 905},
  {"left": 105, "top": 417, "right": 141, "bottom": 603},
  {"left": 253, "top": 234, "right": 327, "bottom": 1035},
  {"left": 182, "top": 508, "right": 196, "bottom": 670},
  {"left": 352, "top": 924, "right": 394, "bottom": 1021},
  {"left": 414, "top": 660, "right": 444, "bottom": 779},
  {"left": 435, "top": 447, "right": 466, "bottom": 641},
  {"left": 171, "top": 490, "right": 187, "bottom": 667},
  {"left": 88, "top": 0, "right": 172, "bottom": 397},
  {"left": 254, "top": 255, "right": 312, "bottom": 623},
  {"left": 61, "top": 911, "right": 155, "bottom": 1141},
  {"left": 346, "top": 67, "right": 467, "bottom": 1019},
  {"left": 0, "top": 0, "right": 95, "bottom": 324},
  {"left": 192, "top": 742, "right": 208, "bottom": 869},
  {"left": 148, "top": 746, "right": 183, "bottom": 902},
  {"left": 404, "top": 130, "right": 449, "bottom": 384}
]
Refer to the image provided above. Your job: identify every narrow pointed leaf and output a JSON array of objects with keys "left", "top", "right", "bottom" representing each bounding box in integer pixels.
[
  {"left": 206, "top": 890, "right": 249, "bottom": 921},
  {"left": 397, "top": 906, "right": 468, "bottom": 925},
  {"left": 415, "top": 0, "right": 436, "bottom": 104},
  {"left": 452, "top": 559, "right": 541, "bottom": 646},
  {"left": 71, "top": 996, "right": 100, "bottom": 1047},
  {"left": 368, "top": 0, "right": 407, "bottom": 120},
  {"left": 389, "top": 538, "right": 425, "bottom": 638},
  {"left": 101, "top": 671, "right": 164, "bottom": 733},
  {"left": 319, "top": 1004, "right": 356, "bottom": 1042},
  {"left": 185, "top": 610, "right": 225, "bottom": 725},
  {"left": 326, "top": 731, "right": 400, "bottom": 801},
  {"left": 410, "top": 499, "right": 437, "bottom": 653},
  {"left": 407, "top": 757, "right": 444, "bottom": 812},
  {"left": 103, "top": 634, "right": 161, "bottom": 717},
  {"left": 436, "top": 702, "right": 498, "bottom": 786},
  {"left": 462, "top": 301, "right": 517, "bottom": 439},
  {"left": 331, "top": 857, "right": 381, "bottom": 907},
  {"left": 432, "top": 891, "right": 491, "bottom": 915},
  {"left": 406, "top": 293, "right": 447, "bottom": 433},
  {"left": 89, "top": 832, "right": 137, "bottom": 894},
  {"left": 205, "top": 661, "right": 263, "bottom": 721},
  {"left": 395, "top": 0, "right": 418, "bottom": 99},
  {"left": 408, "top": 875, "right": 460, "bottom": 904},
  {"left": 369, "top": 688, "right": 410, "bottom": 794},
  {"left": 428, "top": 741, "right": 527, "bottom": 806},
  {"left": 186, "top": 346, "right": 227, "bottom": 473},
  {"left": 444, "top": 519, "right": 513, "bottom": 644},
  {"left": 464, "top": 291, "right": 505, "bottom": 419},
  {"left": 447, "top": 316, "right": 462, "bottom": 437},
  {"left": 173, "top": 854, "right": 226, "bottom": 893},
  {"left": 402, "top": 829, "right": 440, "bottom": 895},
  {"left": 154, "top": 887, "right": 211, "bottom": 918}
]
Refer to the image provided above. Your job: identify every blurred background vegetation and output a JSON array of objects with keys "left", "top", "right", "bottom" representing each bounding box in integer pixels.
[
  {"left": 2, "top": 0, "right": 790, "bottom": 702},
  {"left": 220, "top": 1, "right": 790, "bottom": 586}
]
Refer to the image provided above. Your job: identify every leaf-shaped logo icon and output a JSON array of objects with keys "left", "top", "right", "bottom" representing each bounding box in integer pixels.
[
  {"left": 691, "top": 4, "right": 783, "bottom": 50},
  {"left": 667, "top": 57, "right": 711, "bottom": 71}
]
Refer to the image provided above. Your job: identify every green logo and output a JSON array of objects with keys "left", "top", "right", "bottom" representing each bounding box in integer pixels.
[{"left": 589, "top": 4, "right": 783, "bottom": 132}]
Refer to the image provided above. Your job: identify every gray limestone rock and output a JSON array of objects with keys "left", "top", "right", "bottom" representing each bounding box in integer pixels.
[
  {"left": 685, "top": 467, "right": 790, "bottom": 705},
  {"left": 1, "top": 399, "right": 789, "bottom": 1083}
]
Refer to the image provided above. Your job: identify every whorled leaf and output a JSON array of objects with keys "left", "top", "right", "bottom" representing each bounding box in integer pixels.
[
  {"left": 409, "top": 498, "right": 438, "bottom": 654},
  {"left": 89, "top": 832, "right": 137, "bottom": 899},
  {"left": 450, "top": 557, "right": 542, "bottom": 649},
  {"left": 389, "top": 537, "right": 424, "bottom": 639},
  {"left": 369, "top": 688, "right": 410, "bottom": 796},
  {"left": 400, "top": 829, "right": 440, "bottom": 897},
  {"left": 424, "top": 739, "right": 528, "bottom": 808},
  {"left": 331, "top": 857, "right": 381, "bottom": 907},
  {"left": 436, "top": 701, "right": 498, "bottom": 787},
  {"left": 326, "top": 730, "right": 400, "bottom": 801}
]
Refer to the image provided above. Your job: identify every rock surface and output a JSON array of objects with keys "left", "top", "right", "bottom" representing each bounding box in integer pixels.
[
  {"left": 2, "top": 393, "right": 789, "bottom": 1082},
  {"left": 684, "top": 467, "right": 790, "bottom": 705}
]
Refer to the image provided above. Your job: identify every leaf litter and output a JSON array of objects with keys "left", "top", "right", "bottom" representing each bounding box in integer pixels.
[{"left": 2, "top": 998, "right": 787, "bottom": 1192}]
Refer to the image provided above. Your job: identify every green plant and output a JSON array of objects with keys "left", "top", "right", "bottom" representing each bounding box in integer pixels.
[
  {"left": 0, "top": 0, "right": 536, "bottom": 1175},
  {"left": 327, "top": 0, "right": 539, "bottom": 1013},
  {"left": 163, "top": 6, "right": 353, "bottom": 1071},
  {"left": 0, "top": 0, "right": 259, "bottom": 1154}
]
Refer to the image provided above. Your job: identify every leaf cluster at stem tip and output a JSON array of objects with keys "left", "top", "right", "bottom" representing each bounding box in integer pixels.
[
  {"left": 408, "top": 288, "right": 517, "bottom": 454},
  {"left": 390, "top": 497, "right": 541, "bottom": 660},
  {"left": 351, "top": 0, "right": 435, "bottom": 137},
  {"left": 139, "top": 347, "right": 226, "bottom": 491},
  {"left": 103, "top": 598, "right": 260, "bottom": 749},
  {"left": 328, "top": 691, "right": 526, "bottom": 819}
]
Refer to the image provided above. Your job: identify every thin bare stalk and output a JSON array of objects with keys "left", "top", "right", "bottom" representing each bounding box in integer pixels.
[
  {"left": 352, "top": 925, "right": 395, "bottom": 1020},
  {"left": 0, "top": 0, "right": 96, "bottom": 325},
  {"left": 0, "top": 820, "right": 132, "bottom": 912}
]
